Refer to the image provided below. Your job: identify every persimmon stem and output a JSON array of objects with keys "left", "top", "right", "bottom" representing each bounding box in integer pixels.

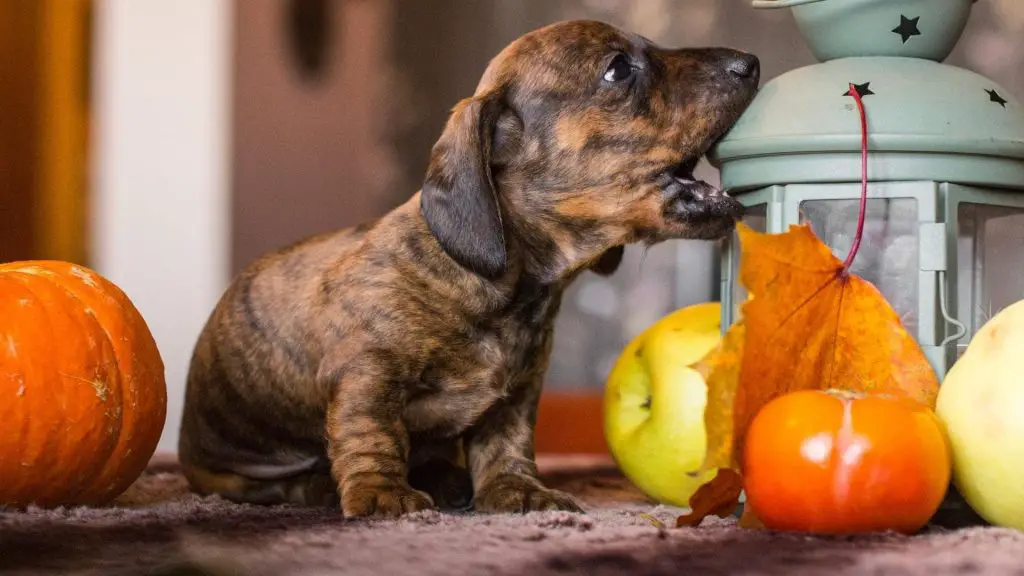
[{"left": 843, "top": 83, "right": 869, "bottom": 271}]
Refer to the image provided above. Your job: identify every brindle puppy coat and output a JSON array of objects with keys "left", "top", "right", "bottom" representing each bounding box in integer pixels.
[{"left": 179, "top": 19, "right": 760, "bottom": 518}]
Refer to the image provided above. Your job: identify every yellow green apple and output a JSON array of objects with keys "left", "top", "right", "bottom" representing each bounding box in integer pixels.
[
  {"left": 604, "top": 301, "right": 722, "bottom": 507},
  {"left": 936, "top": 298, "right": 1024, "bottom": 531}
]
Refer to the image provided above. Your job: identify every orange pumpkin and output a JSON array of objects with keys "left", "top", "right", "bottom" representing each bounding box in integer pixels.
[
  {"left": 742, "top": 389, "right": 951, "bottom": 535},
  {"left": 0, "top": 261, "right": 166, "bottom": 507}
]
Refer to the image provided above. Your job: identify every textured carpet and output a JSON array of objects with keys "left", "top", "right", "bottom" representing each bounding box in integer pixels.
[{"left": 1, "top": 455, "right": 1022, "bottom": 576}]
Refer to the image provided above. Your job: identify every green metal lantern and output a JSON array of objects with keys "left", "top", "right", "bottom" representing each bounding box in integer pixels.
[{"left": 711, "top": 0, "right": 1024, "bottom": 380}]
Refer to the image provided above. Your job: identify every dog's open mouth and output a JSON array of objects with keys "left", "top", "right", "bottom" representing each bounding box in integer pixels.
[
  {"left": 658, "top": 152, "right": 744, "bottom": 235},
  {"left": 662, "top": 152, "right": 716, "bottom": 195},
  {"left": 670, "top": 156, "right": 701, "bottom": 184}
]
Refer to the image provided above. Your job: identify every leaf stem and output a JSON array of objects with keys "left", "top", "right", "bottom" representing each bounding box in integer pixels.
[{"left": 843, "top": 83, "right": 869, "bottom": 272}]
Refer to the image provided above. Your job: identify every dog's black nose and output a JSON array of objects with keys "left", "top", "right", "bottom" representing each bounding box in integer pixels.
[{"left": 727, "top": 54, "right": 760, "bottom": 84}]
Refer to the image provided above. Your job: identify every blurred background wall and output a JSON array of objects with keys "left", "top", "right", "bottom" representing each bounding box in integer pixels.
[{"left": 2, "top": 0, "right": 1023, "bottom": 452}]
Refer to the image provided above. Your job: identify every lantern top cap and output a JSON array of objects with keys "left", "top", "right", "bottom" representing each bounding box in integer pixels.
[
  {"left": 709, "top": 0, "right": 1024, "bottom": 190},
  {"left": 751, "top": 0, "right": 978, "bottom": 62},
  {"left": 709, "top": 57, "right": 1024, "bottom": 166}
]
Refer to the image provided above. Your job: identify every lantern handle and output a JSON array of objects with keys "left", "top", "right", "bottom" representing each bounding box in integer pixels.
[
  {"left": 938, "top": 270, "right": 968, "bottom": 347},
  {"left": 751, "top": 0, "right": 826, "bottom": 8}
]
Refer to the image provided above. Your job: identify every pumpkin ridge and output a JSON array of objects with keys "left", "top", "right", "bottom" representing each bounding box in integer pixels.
[
  {"left": 43, "top": 263, "right": 165, "bottom": 503},
  {"left": 49, "top": 275, "right": 127, "bottom": 503},
  {"left": 0, "top": 273, "right": 115, "bottom": 505},
  {"left": 0, "top": 277, "right": 58, "bottom": 502},
  {"left": 40, "top": 270, "right": 130, "bottom": 503},
  {"left": 9, "top": 275, "right": 71, "bottom": 475}
]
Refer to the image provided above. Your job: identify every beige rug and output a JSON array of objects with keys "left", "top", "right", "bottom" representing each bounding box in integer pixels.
[{"left": 1, "top": 455, "right": 1021, "bottom": 576}]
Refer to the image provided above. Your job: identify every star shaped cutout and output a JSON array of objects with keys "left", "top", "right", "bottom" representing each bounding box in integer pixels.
[
  {"left": 986, "top": 89, "right": 1008, "bottom": 108},
  {"left": 892, "top": 15, "right": 921, "bottom": 44},
  {"left": 844, "top": 82, "right": 875, "bottom": 98}
]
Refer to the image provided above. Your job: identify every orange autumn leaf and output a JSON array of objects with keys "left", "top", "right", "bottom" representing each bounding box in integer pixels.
[
  {"left": 681, "top": 321, "right": 748, "bottom": 524},
  {"left": 682, "top": 221, "right": 940, "bottom": 526},
  {"left": 732, "top": 222, "right": 939, "bottom": 450},
  {"left": 693, "top": 320, "right": 745, "bottom": 474},
  {"left": 676, "top": 469, "right": 743, "bottom": 528}
]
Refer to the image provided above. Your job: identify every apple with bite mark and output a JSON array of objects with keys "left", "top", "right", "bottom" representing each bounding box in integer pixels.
[{"left": 604, "top": 302, "right": 722, "bottom": 507}]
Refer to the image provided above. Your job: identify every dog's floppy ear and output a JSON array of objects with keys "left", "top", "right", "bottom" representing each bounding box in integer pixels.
[
  {"left": 588, "top": 246, "right": 625, "bottom": 276},
  {"left": 421, "top": 90, "right": 508, "bottom": 280}
]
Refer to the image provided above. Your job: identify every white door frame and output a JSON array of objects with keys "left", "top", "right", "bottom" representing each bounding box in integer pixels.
[{"left": 90, "top": 0, "right": 234, "bottom": 454}]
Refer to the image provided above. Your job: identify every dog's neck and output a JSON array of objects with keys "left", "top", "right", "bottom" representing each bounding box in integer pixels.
[
  {"left": 502, "top": 229, "right": 587, "bottom": 288},
  {"left": 391, "top": 198, "right": 562, "bottom": 315},
  {"left": 501, "top": 203, "right": 613, "bottom": 287}
]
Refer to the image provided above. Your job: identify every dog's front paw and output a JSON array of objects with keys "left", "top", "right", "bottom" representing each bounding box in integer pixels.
[
  {"left": 342, "top": 477, "right": 436, "bottom": 519},
  {"left": 474, "top": 474, "right": 584, "bottom": 514}
]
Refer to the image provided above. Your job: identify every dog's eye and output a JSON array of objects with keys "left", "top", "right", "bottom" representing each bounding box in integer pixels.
[{"left": 602, "top": 53, "right": 634, "bottom": 83}]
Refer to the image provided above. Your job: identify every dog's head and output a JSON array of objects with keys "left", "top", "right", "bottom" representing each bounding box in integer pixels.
[{"left": 421, "top": 20, "right": 759, "bottom": 282}]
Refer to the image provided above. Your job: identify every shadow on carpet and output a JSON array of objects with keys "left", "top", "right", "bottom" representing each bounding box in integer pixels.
[{"left": 0, "top": 458, "right": 1021, "bottom": 576}]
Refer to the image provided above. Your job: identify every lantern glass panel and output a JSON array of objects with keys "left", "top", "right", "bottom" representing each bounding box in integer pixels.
[
  {"left": 731, "top": 204, "right": 766, "bottom": 318},
  {"left": 799, "top": 199, "right": 920, "bottom": 335},
  {"left": 956, "top": 203, "right": 1024, "bottom": 357}
]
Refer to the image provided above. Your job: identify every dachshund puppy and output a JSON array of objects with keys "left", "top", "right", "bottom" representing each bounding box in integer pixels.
[{"left": 178, "top": 19, "right": 760, "bottom": 518}]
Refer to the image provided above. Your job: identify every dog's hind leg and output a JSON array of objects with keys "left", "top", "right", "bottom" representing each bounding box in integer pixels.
[{"left": 182, "top": 461, "right": 338, "bottom": 508}]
